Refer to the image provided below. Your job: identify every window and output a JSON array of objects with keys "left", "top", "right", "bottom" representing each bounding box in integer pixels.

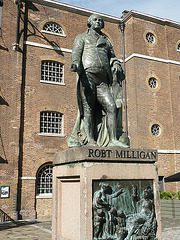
[
  {"left": 146, "top": 32, "right": 155, "bottom": 44},
  {"left": 146, "top": 75, "right": 161, "bottom": 92},
  {"left": 36, "top": 164, "right": 53, "bottom": 195},
  {"left": 42, "top": 22, "right": 65, "bottom": 36},
  {"left": 148, "top": 77, "right": 158, "bottom": 89},
  {"left": 40, "top": 111, "right": 63, "bottom": 135},
  {"left": 151, "top": 124, "right": 161, "bottom": 136},
  {"left": 177, "top": 43, "right": 180, "bottom": 51},
  {"left": 158, "top": 176, "right": 164, "bottom": 192},
  {"left": 41, "top": 60, "right": 64, "bottom": 84}
]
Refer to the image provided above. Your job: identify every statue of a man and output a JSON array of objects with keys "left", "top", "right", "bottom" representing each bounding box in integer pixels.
[{"left": 68, "top": 14, "right": 129, "bottom": 148}]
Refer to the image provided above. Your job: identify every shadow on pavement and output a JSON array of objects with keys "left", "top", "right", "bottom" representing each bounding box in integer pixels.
[{"left": 0, "top": 220, "right": 40, "bottom": 231}]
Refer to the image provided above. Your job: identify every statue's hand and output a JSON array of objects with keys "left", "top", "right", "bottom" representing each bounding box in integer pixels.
[
  {"left": 112, "top": 65, "right": 125, "bottom": 83},
  {"left": 70, "top": 64, "right": 78, "bottom": 72},
  {"left": 120, "top": 188, "right": 125, "bottom": 194},
  {"left": 111, "top": 66, "right": 118, "bottom": 74}
]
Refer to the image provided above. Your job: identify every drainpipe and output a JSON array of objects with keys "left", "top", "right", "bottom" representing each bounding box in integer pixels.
[
  {"left": 0, "top": 0, "right": 3, "bottom": 37},
  {"left": 16, "top": 0, "right": 28, "bottom": 220},
  {"left": 119, "top": 22, "right": 128, "bottom": 136},
  {"left": 13, "top": 0, "right": 23, "bottom": 51}
]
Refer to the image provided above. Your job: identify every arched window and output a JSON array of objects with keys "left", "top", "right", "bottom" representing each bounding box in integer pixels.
[
  {"left": 36, "top": 164, "right": 53, "bottom": 195},
  {"left": 42, "top": 22, "right": 65, "bottom": 36},
  {"left": 41, "top": 60, "right": 64, "bottom": 84},
  {"left": 40, "top": 111, "right": 63, "bottom": 135}
]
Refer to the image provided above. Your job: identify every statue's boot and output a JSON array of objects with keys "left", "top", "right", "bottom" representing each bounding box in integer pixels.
[
  {"left": 107, "top": 115, "right": 129, "bottom": 148},
  {"left": 83, "top": 114, "right": 98, "bottom": 146}
]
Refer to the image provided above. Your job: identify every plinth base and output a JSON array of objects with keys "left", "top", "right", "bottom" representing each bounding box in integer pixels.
[{"left": 52, "top": 147, "right": 161, "bottom": 240}]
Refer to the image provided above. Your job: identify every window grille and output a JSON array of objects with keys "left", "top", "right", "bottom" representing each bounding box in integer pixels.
[
  {"left": 177, "top": 43, "right": 180, "bottom": 51},
  {"left": 146, "top": 32, "right": 155, "bottom": 44},
  {"left": 40, "top": 111, "right": 63, "bottom": 134},
  {"left": 37, "top": 164, "right": 53, "bottom": 195},
  {"left": 41, "top": 61, "right": 64, "bottom": 84},
  {"left": 43, "top": 22, "right": 64, "bottom": 35},
  {"left": 151, "top": 124, "right": 161, "bottom": 136},
  {"left": 148, "top": 77, "right": 157, "bottom": 89}
]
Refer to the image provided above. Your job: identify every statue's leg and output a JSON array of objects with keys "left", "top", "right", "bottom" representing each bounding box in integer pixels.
[
  {"left": 97, "top": 83, "right": 129, "bottom": 147},
  {"left": 97, "top": 83, "right": 117, "bottom": 140},
  {"left": 80, "top": 76, "right": 97, "bottom": 146}
]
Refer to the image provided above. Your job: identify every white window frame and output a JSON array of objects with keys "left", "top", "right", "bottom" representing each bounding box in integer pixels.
[
  {"left": 36, "top": 164, "right": 53, "bottom": 196},
  {"left": 40, "top": 60, "right": 65, "bottom": 86},
  {"left": 42, "top": 22, "right": 66, "bottom": 37},
  {"left": 39, "top": 111, "right": 64, "bottom": 137}
]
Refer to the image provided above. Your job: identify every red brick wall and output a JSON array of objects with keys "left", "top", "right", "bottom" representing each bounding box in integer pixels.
[{"left": 0, "top": 0, "right": 23, "bottom": 219}]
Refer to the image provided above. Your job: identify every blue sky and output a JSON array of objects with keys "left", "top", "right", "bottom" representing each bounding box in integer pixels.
[{"left": 58, "top": 0, "right": 180, "bottom": 23}]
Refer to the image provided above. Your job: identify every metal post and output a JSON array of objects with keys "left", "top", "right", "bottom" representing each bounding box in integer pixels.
[
  {"left": 0, "top": 0, "right": 3, "bottom": 37},
  {"left": 13, "top": 0, "right": 23, "bottom": 50},
  {"left": 119, "top": 22, "right": 128, "bottom": 136}
]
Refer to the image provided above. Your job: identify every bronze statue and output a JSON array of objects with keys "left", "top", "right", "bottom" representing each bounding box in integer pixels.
[{"left": 68, "top": 14, "right": 130, "bottom": 148}]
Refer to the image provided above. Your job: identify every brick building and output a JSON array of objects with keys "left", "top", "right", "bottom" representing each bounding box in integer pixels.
[{"left": 0, "top": 0, "right": 179, "bottom": 220}]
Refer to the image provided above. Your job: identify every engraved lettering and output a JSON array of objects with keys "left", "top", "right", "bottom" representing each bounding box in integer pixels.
[
  {"left": 101, "top": 149, "right": 106, "bottom": 158},
  {"left": 106, "top": 150, "right": 112, "bottom": 158},
  {"left": 88, "top": 149, "right": 94, "bottom": 157},
  {"left": 140, "top": 151, "right": 146, "bottom": 159},
  {"left": 127, "top": 151, "right": 132, "bottom": 158},
  {"left": 146, "top": 152, "right": 150, "bottom": 159},
  {"left": 115, "top": 150, "right": 123, "bottom": 158},
  {"left": 132, "top": 151, "right": 138, "bottom": 159},
  {"left": 151, "top": 152, "right": 157, "bottom": 159},
  {"left": 95, "top": 149, "right": 101, "bottom": 157}
]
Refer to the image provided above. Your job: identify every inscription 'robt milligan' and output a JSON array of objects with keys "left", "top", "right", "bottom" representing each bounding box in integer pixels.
[{"left": 88, "top": 148, "right": 157, "bottom": 161}]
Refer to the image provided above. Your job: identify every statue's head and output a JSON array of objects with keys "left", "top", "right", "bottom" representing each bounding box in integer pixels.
[
  {"left": 87, "top": 14, "right": 104, "bottom": 30},
  {"left": 143, "top": 186, "right": 154, "bottom": 200},
  {"left": 99, "top": 182, "right": 112, "bottom": 194}
]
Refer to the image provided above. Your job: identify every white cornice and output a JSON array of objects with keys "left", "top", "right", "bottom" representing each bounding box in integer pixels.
[
  {"left": 26, "top": 0, "right": 180, "bottom": 27},
  {"left": 122, "top": 10, "right": 180, "bottom": 28},
  {"left": 26, "top": 0, "right": 122, "bottom": 23},
  {"left": 24, "top": 41, "right": 180, "bottom": 66},
  {"left": 157, "top": 150, "right": 180, "bottom": 154},
  {"left": 25, "top": 41, "right": 72, "bottom": 53},
  {"left": 21, "top": 177, "right": 36, "bottom": 180},
  {"left": 125, "top": 53, "right": 180, "bottom": 66}
]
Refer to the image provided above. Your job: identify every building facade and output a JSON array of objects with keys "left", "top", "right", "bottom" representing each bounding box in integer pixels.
[{"left": 0, "top": 0, "right": 179, "bottom": 220}]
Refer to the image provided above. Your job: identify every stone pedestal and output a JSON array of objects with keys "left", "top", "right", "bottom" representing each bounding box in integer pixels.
[{"left": 52, "top": 147, "right": 162, "bottom": 240}]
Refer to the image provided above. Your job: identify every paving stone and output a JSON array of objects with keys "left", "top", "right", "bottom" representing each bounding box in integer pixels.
[{"left": 0, "top": 219, "right": 180, "bottom": 240}]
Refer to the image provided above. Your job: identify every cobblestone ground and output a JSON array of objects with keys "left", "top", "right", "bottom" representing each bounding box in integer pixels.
[
  {"left": 0, "top": 220, "right": 52, "bottom": 240},
  {"left": 0, "top": 218, "right": 180, "bottom": 239},
  {"left": 162, "top": 217, "right": 180, "bottom": 240}
]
